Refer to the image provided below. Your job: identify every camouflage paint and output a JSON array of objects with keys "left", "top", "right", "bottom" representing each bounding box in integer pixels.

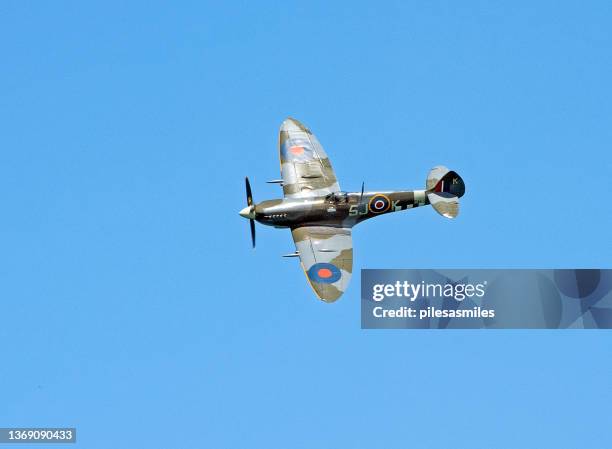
[{"left": 241, "top": 118, "right": 466, "bottom": 302}]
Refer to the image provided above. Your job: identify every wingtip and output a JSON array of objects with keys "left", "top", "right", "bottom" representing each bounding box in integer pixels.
[
  {"left": 310, "top": 281, "right": 345, "bottom": 303},
  {"left": 280, "top": 117, "right": 310, "bottom": 133}
]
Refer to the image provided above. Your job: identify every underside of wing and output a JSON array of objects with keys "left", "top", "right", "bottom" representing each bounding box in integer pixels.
[
  {"left": 291, "top": 226, "right": 352, "bottom": 302},
  {"left": 279, "top": 118, "right": 340, "bottom": 199}
]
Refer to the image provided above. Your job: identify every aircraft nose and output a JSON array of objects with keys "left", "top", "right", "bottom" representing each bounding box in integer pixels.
[{"left": 239, "top": 206, "right": 255, "bottom": 219}]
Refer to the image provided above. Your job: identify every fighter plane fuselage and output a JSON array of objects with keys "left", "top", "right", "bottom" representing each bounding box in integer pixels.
[{"left": 250, "top": 189, "right": 430, "bottom": 228}]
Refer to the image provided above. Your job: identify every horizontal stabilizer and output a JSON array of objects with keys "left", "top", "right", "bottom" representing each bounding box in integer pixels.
[{"left": 427, "top": 191, "right": 459, "bottom": 218}]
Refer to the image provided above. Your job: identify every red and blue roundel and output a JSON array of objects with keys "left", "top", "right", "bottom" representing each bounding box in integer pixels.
[
  {"left": 368, "top": 194, "right": 391, "bottom": 213},
  {"left": 281, "top": 141, "right": 311, "bottom": 159},
  {"left": 307, "top": 263, "right": 341, "bottom": 284}
]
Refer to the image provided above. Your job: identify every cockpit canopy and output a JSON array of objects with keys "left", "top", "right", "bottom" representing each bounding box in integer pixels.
[{"left": 325, "top": 191, "right": 349, "bottom": 204}]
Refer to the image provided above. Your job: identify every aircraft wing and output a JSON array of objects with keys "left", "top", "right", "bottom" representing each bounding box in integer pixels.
[
  {"left": 291, "top": 226, "right": 352, "bottom": 302},
  {"left": 278, "top": 118, "right": 341, "bottom": 199}
]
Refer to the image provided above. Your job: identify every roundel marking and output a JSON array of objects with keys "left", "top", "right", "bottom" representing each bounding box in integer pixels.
[
  {"left": 317, "top": 268, "right": 333, "bottom": 278},
  {"left": 307, "top": 263, "right": 341, "bottom": 284},
  {"left": 289, "top": 146, "right": 305, "bottom": 155},
  {"left": 368, "top": 194, "right": 391, "bottom": 213}
]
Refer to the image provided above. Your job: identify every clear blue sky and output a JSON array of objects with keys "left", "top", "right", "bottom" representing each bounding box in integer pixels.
[{"left": 1, "top": 1, "right": 611, "bottom": 448}]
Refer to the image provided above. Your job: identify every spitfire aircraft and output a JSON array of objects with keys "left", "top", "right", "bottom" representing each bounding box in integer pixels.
[{"left": 240, "top": 118, "right": 466, "bottom": 302}]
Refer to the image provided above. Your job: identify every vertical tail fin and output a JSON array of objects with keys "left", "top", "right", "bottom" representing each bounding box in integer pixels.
[{"left": 426, "top": 166, "right": 465, "bottom": 218}]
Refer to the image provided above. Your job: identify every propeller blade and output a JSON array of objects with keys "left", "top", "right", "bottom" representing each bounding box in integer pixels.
[
  {"left": 250, "top": 219, "right": 256, "bottom": 248},
  {"left": 360, "top": 181, "right": 364, "bottom": 202},
  {"left": 244, "top": 177, "right": 256, "bottom": 248},
  {"left": 245, "top": 177, "right": 253, "bottom": 206}
]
